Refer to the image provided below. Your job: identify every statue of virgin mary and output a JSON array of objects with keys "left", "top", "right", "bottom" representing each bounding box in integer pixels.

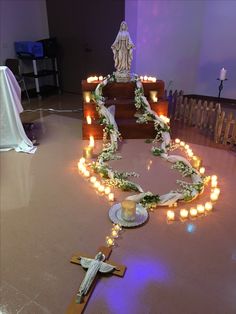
[{"left": 111, "top": 21, "right": 135, "bottom": 82}]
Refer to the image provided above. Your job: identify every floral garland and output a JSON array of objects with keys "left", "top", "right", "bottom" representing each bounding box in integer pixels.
[{"left": 89, "top": 73, "right": 206, "bottom": 209}]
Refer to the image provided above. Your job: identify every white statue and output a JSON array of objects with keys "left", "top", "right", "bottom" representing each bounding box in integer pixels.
[
  {"left": 76, "top": 252, "right": 115, "bottom": 303},
  {"left": 111, "top": 21, "right": 135, "bottom": 82}
]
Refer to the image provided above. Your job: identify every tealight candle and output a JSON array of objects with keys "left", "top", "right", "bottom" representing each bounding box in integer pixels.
[
  {"left": 143, "top": 75, "right": 148, "bottom": 81},
  {"left": 205, "top": 202, "right": 213, "bottom": 212},
  {"left": 90, "top": 176, "right": 96, "bottom": 184},
  {"left": 108, "top": 193, "right": 114, "bottom": 201},
  {"left": 197, "top": 204, "right": 205, "bottom": 214},
  {"left": 113, "top": 224, "right": 122, "bottom": 232},
  {"left": 140, "top": 76, "right": 143, "bottom": 81},
  {"left": 190, "top": 207, "right": 198, "bottom": 217},
  {"left": 79, "top": 157, "right": 85, "bottom": 164},
  {"left": 104, "top": 186, "right": 111, "bottom": 195},
  {"left": 184, "top": 144, "right": 189, "bottom": 150},
  {"left": 106, "top": 236, "right": 114, "bottom": 247},
  {"left": 86, "top": 115, "right": 92, "bottom": 124},
  {"left": 199, "top": 167, "right": 205, "bottom": 175},
  {"left": 84, "top": 170, "right": 90, "bottom": 178},
  {"left": 89, "top": 135, "right": 95, "bottom": 148},
  {"left": 152, "top": 77, "right": 157, "bottom": 82},
  {"left": 192, "top": 156, "right": 201, "bottom": 169},
  {"left": 98, "top": 75, "right": 103, "bottom": 81},
  {"left": 167, "top": 210, "right": 175, "bottom": 221},
  {"left": 180, "top": 209, "right": 189, "bottom": 219},
  {"left": 175, "top": 138, "right": 180, "bottom": 144},
  {"left": 210, "top": 192, "right": 218, "bottom": 201},
  {"left": 94, "top": 181, "right": 100, "bottom": 188},
  {"left": 180, "top": 141, "right": 185, "bottom": 147},
  {"left": 211, "top": 175, "right": 218, "bottom": 182},
  {"left": 98, "top": 185, "right": 105, "bottom": 193},
  {"left": 211, "top": 180, "right": 218, "bottom": 188},
  {"left": 213, "top": 187, "right": 220, "bottom": 196},
  {"left": 111, "top": 230, "right": 119, "bottom": 238}
]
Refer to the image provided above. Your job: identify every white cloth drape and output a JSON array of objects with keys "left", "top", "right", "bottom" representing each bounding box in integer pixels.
[{"left": 0, "top": 66, "right": 36, "bottom": 153}]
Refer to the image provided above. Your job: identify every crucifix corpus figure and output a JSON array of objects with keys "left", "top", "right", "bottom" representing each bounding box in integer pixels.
[
  {"left": 111, "top": 21, "right": 135, "bottom": 83},
  {"left": 66, "top": 246, "right": 126, "bottom": 314}
]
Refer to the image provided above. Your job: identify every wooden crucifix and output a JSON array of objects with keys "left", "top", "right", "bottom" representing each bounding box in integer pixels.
[{"left": 66, "top": 246, "right": 126, "bottom": 314}]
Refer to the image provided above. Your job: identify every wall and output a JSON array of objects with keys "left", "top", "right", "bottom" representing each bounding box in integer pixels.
[
  {"left": 0, "top": 0, "right": 49, "bottom": 65},
  {"left": 46, "top": 0, "right": 125, "bottom": 93},
  {"left": 125, "top": 0, "right": 236, "bottom": 99}
]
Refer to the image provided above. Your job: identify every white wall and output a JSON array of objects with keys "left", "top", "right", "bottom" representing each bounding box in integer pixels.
[
  {"left": 126, "top": 0, "right": 236, "bottom": 99},
  {"left": 0, "top": 0, "right": 49, "bottom": 65}
]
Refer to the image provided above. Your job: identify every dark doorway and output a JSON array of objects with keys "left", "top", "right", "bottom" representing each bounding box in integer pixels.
[{"left": 46, "top": 0, "right": 125, "bottom": 93}]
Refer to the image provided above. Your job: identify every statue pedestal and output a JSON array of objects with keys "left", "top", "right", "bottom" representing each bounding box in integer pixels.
[
  {"left": 82, "top": 80, "right": 168, "bottom": 139},
  {"left": 114, "top": 71, "right": 130, "bottom": 83}
]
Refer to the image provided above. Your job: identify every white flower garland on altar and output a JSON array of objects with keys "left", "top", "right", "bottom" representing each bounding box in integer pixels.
[{"left": 89, "top": 73, "right": 207, "bottom": 209}]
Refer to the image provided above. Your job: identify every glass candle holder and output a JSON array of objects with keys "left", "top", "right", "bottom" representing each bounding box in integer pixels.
[
  {"left": 83, "top": 91, "right": 91, "bottom": 103},
  {"left": 149, "top": 90, "right": 158, "bottom": 102},
  {"left": 83, "top": 146, "right": 93, "bottom": 159}
]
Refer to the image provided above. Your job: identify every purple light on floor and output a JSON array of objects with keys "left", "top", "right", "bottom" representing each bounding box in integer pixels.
[{"left": 93, "top": 255, "right": 170, "bottom": 314}]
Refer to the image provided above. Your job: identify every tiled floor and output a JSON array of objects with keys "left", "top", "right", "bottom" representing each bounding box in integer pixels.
[{"left": 1, "top": 94, "right": 236, "bottom": 314}]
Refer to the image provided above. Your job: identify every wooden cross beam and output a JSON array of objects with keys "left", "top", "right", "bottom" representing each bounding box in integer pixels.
[{"left": 66, "top": 246, "right": 126, "bottom": 314}]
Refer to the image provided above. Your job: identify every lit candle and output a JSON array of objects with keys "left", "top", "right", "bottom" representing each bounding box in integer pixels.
[
  {"left": 89, "top": 135, "right": 95, "bottom": 148},
  {"left": 104, "top": 186, "right": 111, "bottom": 195},
  {"left": 87, "top": 77, "right": 92, "bottom": 83},
  {"left": 108, "top": 193, "right": 114, "bottom": 202},
  {"left": 212, "top": 187, "right": 220, "bottom": 196},
  {"left": 83, "top": 146, "right": 93, "bottom": 159},
  {"left": 152, "top": 77, "right": 157, "bottom": 82},
  {"left": 111, "top": 230, "right": 119, "bottom": 238},
  {"left": 84, "top": 170, "right": 90, "bottom": 178},
  {"left": 180, "top": 141, "right": 185, "bottom": 147},
  {"left": 98, "top": 185, "right": 105, "bottom": 193},
  {"left": 211, "top": 175, "right": 218, "bottom": 182},
  {"left": 140, "top": 76, "right": 143, "bottom": 81},
  {"left": 121, "top": 200, "right": 136, "bottom": 221},
  {"left": 113, "top": 224, "right": 122, "bottom": 232},
  {"left": 219, "top": 68, "right": 227, "bottom": 81},
  {"left": 199, "top": 167, "right": 205, "bottom": 175},
  {"left": 211, "top": 180, "right": 218, "bottom": 188},
  {"left": 185, "top": 144, "right": 189, "bottom": 150},
  {"left": 189, "top": 207, "right": 198, "bottom": 217},
  {"left": 144, "top": 75, "right": 148, "bottom": 81},
  {"left": 149, "top": 91, "right": 158, "bottom": 102},
  {"left": 210, "top": 192, "right": 218, "bottom": 202},
  {"left": 79, "top": 157, "right": 85, "bottom": 164},
  {"left": 106, "top": 236, "right": 114, "bottom": 247},
  {"left": 98, "top": 75, "right": 103, "bottom": 81},
  {"left": 197, "top": 204, "right": 205, "bottom": 214},
  {"left": 94, "top": 76, "right": 98, "bottom": 81},
  {"left": 175, "top": 138, "right": 180, "bottom": 144},
  {"left": 205, "top": 202, "right": 213, "bottom": 212},
  {"left": 192, "top": 156, "right": 201, "bottom": 169},
  {"left": 167, "top": 210, "right": 175, "bottom": 221},
  {"left": 90, "top": 176, "right": 96, "bottom": 184},
  {"left": 86, "top": 115, "right": 92, "bottom": 124},
  {"left": 180, "top": 209, "right": 189, "bottom": 219},
  {"left": 83, "top": 91, "right": 91, "bottom": 103},
  {"left": 94, "top": 181, "right": 100, "bottom": 189},
  {"left": 188, "top": 150, "right": 194, "bottom": 158}
]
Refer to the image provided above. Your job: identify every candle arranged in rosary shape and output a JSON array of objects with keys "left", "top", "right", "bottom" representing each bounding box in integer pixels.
[{"left": 219, "top": 68, "right": 227, "bottom": 81}]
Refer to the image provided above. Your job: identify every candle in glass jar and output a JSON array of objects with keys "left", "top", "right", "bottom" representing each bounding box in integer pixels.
[
  {"left": 121, "top": 200, "right": 136, "bottom": 221},
  {"left": 190, "top": 207, "right": 198, "bottom": 217},
  {"left": 205, "top": 202, "right": 213, "bottom": 212},
  {"left": 83, "top": 91, "right": 91, "bottom": 103},
  {"left": 108, "top": 193, "right": 114, "bottom": 201},
  {"left": 104, "top": 186, "right": 111, "bottom": 195},
  {"left": 210, "top": 192, "right": 218, "bottom": 201},
  {"left": 199, "top": 167, "right": 205, "bottom": 175},
  {"left": 98, "top": 76, "right": 103, "bottom": 81},
  {"left": 167, "top": 210, "right": 175, "bottom": 221},
  {"left": 83, "top": 146, "right": 93, "bottom": 159},
  {"left": 94, "top": 181, "right": 100, "bottom": 189},
  {"left": 90, "top": 176, "right": 96, "bottom": 184},
  {"left": 98, "top": 185, "right": 105, "bottom": 193},
  {"left": 175, "top": 138, "right": 180, "bottom": 144},
  {"left": 197, "top": 204, "right": 205, "bottom": 214},
  {"left": 212, "top": 187, "right": 220, "bottom": 196},
  {"left": 219, "top": 68, "right": 227, "bottom": 80},
  {"left": 149, "top": 90, "right": 158, "bottom": 102},
  {"left": 192, "top": 156, "right": 201, "bottom": 169},
  {"left": 180, "top": 209, "right": 188, "bottom": 219}
]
